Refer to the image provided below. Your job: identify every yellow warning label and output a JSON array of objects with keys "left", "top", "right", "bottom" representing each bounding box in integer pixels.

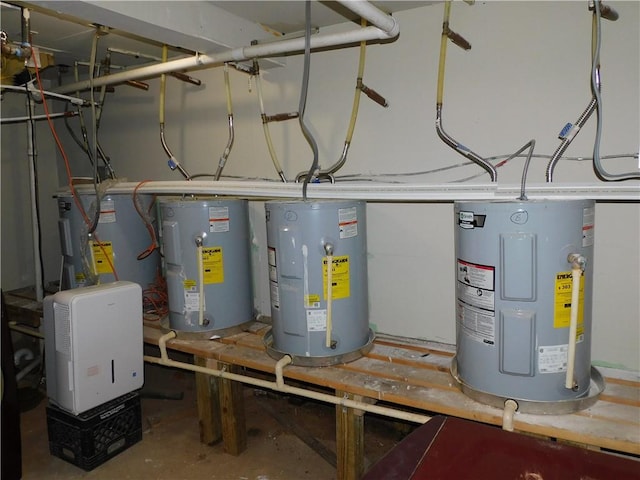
[
  {"left": 183, "top": 279, "right": 197, "bottom": 290},
  {"left": 92, "top": 241, "right": 114, "bottom": 274},
  {"left": 305, "top": 294, "right": 320, "bottom": 308},
  {"left": 202, "top": 247, "right": 224, "bottom": 284},
  {"left": 322, "top": 255, "right": 350, "bottom": 300},
  {"left": 554, "top": 271, "right": 584, "bottom": 336},
  {"left": 75, "top": 273, "right": 85, "bottom": 281}
]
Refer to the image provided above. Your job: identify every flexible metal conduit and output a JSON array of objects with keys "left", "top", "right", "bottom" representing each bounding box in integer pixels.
[
  {"left": 144, "top": 331, "right": 431, "bottom": 425},
  {"left": 53, "top": 1, "right": 399, "bottom": 95}
]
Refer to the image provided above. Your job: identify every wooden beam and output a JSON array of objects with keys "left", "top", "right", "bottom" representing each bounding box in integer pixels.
[
  {"left": 218, "top": 361, "right": 247, "bottom": 456},
  {"left": 336, "top": 390, "right": 365, "bottom": 480},
  {"left": 194, "top": 356, "right": 222, "bottom": 445}
]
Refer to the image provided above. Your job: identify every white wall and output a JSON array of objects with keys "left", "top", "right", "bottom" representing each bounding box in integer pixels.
[{"left": 5, "top": 2, "right": 638, "bottom": 369}]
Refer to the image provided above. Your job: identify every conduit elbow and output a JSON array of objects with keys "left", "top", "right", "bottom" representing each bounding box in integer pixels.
[
  {"left": 502, "top": 398, "right": 519, "bottom": 432},
  {"left": 377, "top": 17, "right": 400, "bottom": 40},
  {"left": 275, "top": 355, "right": 292, "bottom": 390}
]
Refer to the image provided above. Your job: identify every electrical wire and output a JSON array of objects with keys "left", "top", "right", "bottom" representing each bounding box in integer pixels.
[
  {"left": 300, "top": 0, "right": 320, "bottom": 200},
  {"left": 590, "top": 0, "right": 639, "bottom": 181},
  {"left": 25, "top": 80, "right": 45, "bottom": 294},
  {"left": 143, "top": 270, "right": 169, "bottom": 321},
  {"left": 132, "top": 180, "right": 160, "bottom": 260},
  {"left": 516, "top": 140, "right": 536, "bottom": 200},
  {"left": 29, "top": 45, "right": 118, "bottom": 282},
  {"left": 296, "top": 18, "right": 370, "bottom": 182},
  {"left": 86, "top": 31, "right": 102, "bottom": 235}
]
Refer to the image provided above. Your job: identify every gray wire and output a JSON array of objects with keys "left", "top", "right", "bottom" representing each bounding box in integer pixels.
[{"left": 300, "top": 0, "right": 319, "bottom": 200}]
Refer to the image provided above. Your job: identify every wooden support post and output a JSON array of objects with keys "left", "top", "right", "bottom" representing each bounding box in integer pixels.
[
  {"left": 194, "top": 356, "right": 222, "bottom": 445},
  {"left": 336, "top": 390, "right": 365, "bottom": 480},
  {"left": 218, "top": 361, "right": 247, "bottom": 456}
]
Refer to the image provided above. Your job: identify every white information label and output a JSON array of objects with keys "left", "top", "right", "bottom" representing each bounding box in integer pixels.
[
  {"left": 209, "top": 206, "right": 230, "bottom": 233},
  {"left": 269, "top": 280, "right": 280, "bottom": 309},
  {"left": 184, "top": 291, "right": 201, "bottom": 312},
  {"left": 457, "top": 301, "right": 495, "bottom": 345},
  {"left": 457, "top": 282, "right": 495, "bottom": 312},
  {"left": 457, "top": 259, "right": 494, "bottom": 290},
  {"left": 99, "top": 199, "right": 116, "bottom": 223},
  {"left": 582, "top": 207, "right": 595, "bottom": 247},
  {"left": 338, "top": 207, "right": 358, "bottom": 239},
  {"left": 306, "top": 309, "right": 327, "bottom": 332},
  {"left": 538, "top": 344, "right": 569, "bottom": 373}
]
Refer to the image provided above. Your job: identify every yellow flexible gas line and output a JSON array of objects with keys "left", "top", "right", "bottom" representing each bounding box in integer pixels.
[
  {"left": 224, "top": 63, "right": 232, "bottom": 115},
  {"left": 160, "top": 45, "right": 167, "bottom": 126},
  {"left": 254, "top": 60, "right": 287, "bottom": 182},
  {"left": 215, "top": 63, "right": 235, "bottom": 180},
  {"left": 437, "top": 1, "right": 452, "bottom": 107},
  {"left": 344, "top": 18, "right": 367, "bottom": 144}
]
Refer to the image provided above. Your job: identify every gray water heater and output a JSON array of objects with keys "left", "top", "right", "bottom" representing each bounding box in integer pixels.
[
  {"left": 57, "top": 192, "right": 160, "bottom": 290},
  {"left": 264, "top": 200, "right": 373, "bottom": 366},
  {"left": 160, "top": 198, "right": 253, "bottom": 336},
  {"left": 452, "top": 199, "right": 603, "bottom": 414}
]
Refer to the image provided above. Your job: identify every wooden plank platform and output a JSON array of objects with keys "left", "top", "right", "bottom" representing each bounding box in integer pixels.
[{"left": 143, "top": 321, "right": 640, "bottom": 457}]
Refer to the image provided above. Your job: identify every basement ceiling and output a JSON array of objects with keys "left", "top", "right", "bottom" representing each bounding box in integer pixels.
[{"left": 1, "top": 1, "right": 436, "bottom": 76}]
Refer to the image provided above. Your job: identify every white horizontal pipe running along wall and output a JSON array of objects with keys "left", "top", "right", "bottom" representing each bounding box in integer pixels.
[{"left": 2, "top": 2, "right": 638, "bottom": 371}]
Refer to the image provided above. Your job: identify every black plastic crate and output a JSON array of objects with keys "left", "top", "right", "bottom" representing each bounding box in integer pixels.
[{"left": 46, "top": 391, "right": 142, "bottom": 471}]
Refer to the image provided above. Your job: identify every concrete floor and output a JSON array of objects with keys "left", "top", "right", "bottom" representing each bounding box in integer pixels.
[{"left": 18, "top": 360, "right": 407, "bottom": 480}]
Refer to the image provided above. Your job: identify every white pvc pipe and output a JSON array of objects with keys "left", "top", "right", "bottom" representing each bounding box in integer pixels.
[
  {"left": 146, "top": 331, "right": 431, "bottom": 425},
  {"left": 502, "top": 399, "right": 518, "bottom": 432},
  {"left": 339, "top": 0, "right": 400, "bottom": 37},
  {"left": 53, "top": 2, "right": 399, "bottom": 95},
  {"left": 62, "top": 181, "right": 639, "bottom": 202},
  {"left": 565, "top": 266, "right": 583, "bottom": 389}
]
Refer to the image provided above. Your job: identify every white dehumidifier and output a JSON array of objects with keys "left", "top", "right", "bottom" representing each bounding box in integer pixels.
[{"left": 44, "top": 281, "right": 144, "bottom": 415}]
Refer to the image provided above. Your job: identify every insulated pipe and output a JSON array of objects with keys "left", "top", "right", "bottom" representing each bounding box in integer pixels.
[
  {"left": 146, "top": 331, "right": 432, "bottom": 425},
  {"left": 253, "top": 58, "right": 287, "bottom": 182},
  {"left": 53, "top": 1, "right": 399, "bottom": 95},
  {"left": 195, "top": 236, "right": 206, "bottom": 326},
  {"left": 435, "top": 1, "right": 497, "bottom": 182},
  {"left": 215, "top": 64, "right": 234, "bottom": 181},
  {"left": 324, "top": 243, "right": 334, "bottom": 349},
  {"left": 565, "top": 253, "right": 586, "bottom": 390}
]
